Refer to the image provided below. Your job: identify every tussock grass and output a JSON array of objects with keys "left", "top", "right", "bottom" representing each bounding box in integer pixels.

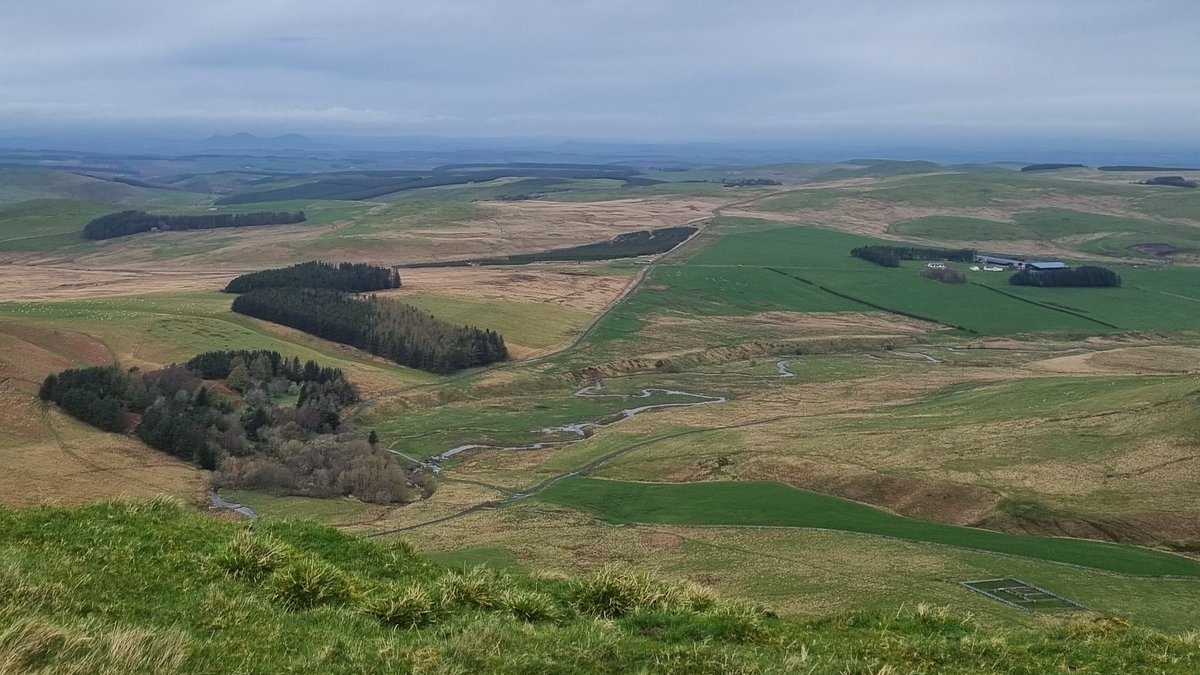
[
  {"left": 207, "top": 530, "right": 293, "bottom": 581},
  {"left": 568, "top": 565, "right": 748, "bottom": 619},
  {"left": 361, "top": 583, "right": 440, "bottom": 628},
  {"left": 1, "top": 499, "right": 1198, "bottom": 673},
  {"left": 0, "top": 611, "right": 189, "bottom": 674},
  {"left": 433, "top": 566, "right": 506, "bottom": 610},
  {"left": 266, "top": 556, "right": 353, "bottom": 610},
  {"left": 496, "top": 588, "right": 562, "bottom": 622}
]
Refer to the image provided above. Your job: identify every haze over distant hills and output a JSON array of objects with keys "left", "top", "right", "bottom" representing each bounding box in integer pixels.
[{"left": 199, "top": 132, "right": 324, "bottom": 151}]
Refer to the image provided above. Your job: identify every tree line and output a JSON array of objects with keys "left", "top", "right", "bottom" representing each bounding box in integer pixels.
[
  {"left": 223, "top": 261, "right": 401, "bottom": 293},
  {"left": 1010, "top": 266, "right": 1121, "bottom": 288},
  {"left": 81, "top": 210, "right": 306, "bottom": 240},
  {"left": 851, "top": 245, "right": 978, "bottom": 268},
  {"left": 39, "top": 351, "right": 434, "bottom": 504},
  {"left": 723, "top": 177, "right": 782, "bottom": 186},
  {"left": 231, "top": 288, "right": 507, "bottom": 373}
]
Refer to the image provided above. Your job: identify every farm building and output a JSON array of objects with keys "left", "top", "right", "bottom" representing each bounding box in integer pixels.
[
  {"left": 975, "top": 254, "right": 1022, "bottom": 267},
  {"left": 1025, "top": 261, "right": 1068, "bottom": 271},
  {"left": 974, "top": 254, "right": 1067, "bottom": 271}
]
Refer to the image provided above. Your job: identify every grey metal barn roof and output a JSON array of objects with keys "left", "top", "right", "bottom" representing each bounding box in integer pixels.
[
  {"left": 1026, "top": 261, "right": 1068, "bottom": 270},
  {"left": 976, "top": 254, "right": 1022, "bottom": 265}
]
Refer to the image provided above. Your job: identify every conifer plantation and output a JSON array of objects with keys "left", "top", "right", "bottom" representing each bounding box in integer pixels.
[
  {"left": 1010, "top": 265, "right": 1122, "bottom": 287},
  {"left": 81, "top": 209, "right": 306, "bottom": 239},
  {"left": 851, "top": 245, "right": 977, "bottom": 267},
  {"left": 224, "top": 260, "right": 402, "bottom": 293},
  {"left": 231, "top": 288, "right": 507, "bottom": 373}
]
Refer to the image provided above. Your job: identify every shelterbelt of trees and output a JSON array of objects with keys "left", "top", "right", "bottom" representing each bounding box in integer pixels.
[
  {"left": 224, "top": 261, "right": 401, "bottom": 293},
  {"left": 851, "top": 245, "right": 977, "bottom": 268},
  {"left": 232, "top": 288, "right": 507, "bottom": 373},
  {"left": 1010, "top": 266, "right": 1122, "bottom": 287},
  {"left": 39, "top": 350, "right": 434, "bottom": 504},
  {"left": 81, "top": 209, "right": 306, "bottom": 240}
]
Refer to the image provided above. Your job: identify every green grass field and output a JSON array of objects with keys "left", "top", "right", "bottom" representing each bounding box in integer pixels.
[
  {"left": 892, "top": 208, "right": 1200, "bottom": 257},
  {"left": 539, "top": 478, "right": 1200, "bottom": 577},
  {"left": 588, "top": 219, "right": 1200, "bottom": 344},
  {"left": 387, "top": 292, "right": 589, "bottom": 351},
  {"left": 861, "top": 171, "right": 1137, "bottom": 209},
  {"left": 0, "top": 198, "right": 114, "bottom": 252}
]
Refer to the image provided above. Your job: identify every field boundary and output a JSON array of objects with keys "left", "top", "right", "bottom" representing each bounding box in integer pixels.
[
  {"left": 970, "top": 283, "right": 1122, "bottom": 330},
  {"left": 764, "top": 267, "right": 973, "bottom": 333}
]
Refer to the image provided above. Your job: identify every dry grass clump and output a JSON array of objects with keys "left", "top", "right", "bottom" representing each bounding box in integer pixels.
[
  {"left": 206, "top": 530, "right": 294, "bottom": 582},
  {"left": 433, "top": 566, "right": 507, "bottom": 610},
  {"left": 496, "top": 588, "right": 563, "bottom": 623},
  {"left": 0, "top": 612, "right": 189, "bottom": 674},
  {"left": 266, "top": 557, "right": 352, "bottom": 610},
  {"left": 567, "top": 566, "right": 744, "bottom": 619},
  {"left": 361, "top": 583, "right": 441, "bottom": 628}
]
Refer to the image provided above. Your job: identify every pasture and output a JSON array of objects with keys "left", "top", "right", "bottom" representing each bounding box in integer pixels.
[
  {"left": 0, "top": 293, "right": 437, "bottom": 392},
  {"left": 398, "top": 502, "right": 1200, "bottom": 631},
  {"left": 587, "top": 219, "right": 1200, "bottom": 352},
  {"left": 538, "top": 478, "right": 1200, "bottom": 577},
  {"left": 893, "top": 208, "right": 1200, "bottom": 258},
  {"left": 381, "top": 291, "right": 590, "bottom": 356}
]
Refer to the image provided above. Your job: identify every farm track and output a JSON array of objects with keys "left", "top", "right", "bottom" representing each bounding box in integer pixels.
[{"left": 367, "top": 413, "right": 801, "bottom": 537}]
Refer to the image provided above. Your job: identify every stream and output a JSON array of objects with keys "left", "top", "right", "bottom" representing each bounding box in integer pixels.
[
  {"left": 423, "top": 381, "right": 728, "bottom": 466},
  {"left": 208, "top": 490, "right": 258, "bottom": 520}
]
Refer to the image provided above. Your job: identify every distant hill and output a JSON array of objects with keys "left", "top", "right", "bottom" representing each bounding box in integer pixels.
[
  {"left": 199, "top": 133, "right": 323, "bottom": 151},
  {"left": 1099, "top": 165, "right": 1200, "bottom": 172},
  {"left": 0, "top": 168, "right": 196, "bottom": 206},
  {"left": 814, "top": 159, "right": 942, "bottom": 180},
  {"left": 1021, "top": 163, "right": 1086, "bottom": 172}
]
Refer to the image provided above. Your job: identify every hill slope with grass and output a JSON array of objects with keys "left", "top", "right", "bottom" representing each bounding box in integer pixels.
[{"left": 1, "top": 499, "right": 1198, "bottom": 674}]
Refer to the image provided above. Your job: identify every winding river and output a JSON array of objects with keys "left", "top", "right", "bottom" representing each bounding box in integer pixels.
[{"left": 425, "top": 381, "right": 728, "bottom": 466}]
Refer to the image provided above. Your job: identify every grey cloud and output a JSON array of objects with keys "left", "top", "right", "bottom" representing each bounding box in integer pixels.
[{"left": 1, "top": 0, "right": 1198, "bottom": 143}]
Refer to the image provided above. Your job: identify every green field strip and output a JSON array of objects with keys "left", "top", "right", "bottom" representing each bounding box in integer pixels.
[
  {"left": 969, "top": 283, "right": 1122, "bottom": 329},
  {"left": 539, "top": 478, "right": 1200, "bottom": 578}
]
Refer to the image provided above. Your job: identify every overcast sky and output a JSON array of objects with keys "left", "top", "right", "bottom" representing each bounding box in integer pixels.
[{"left": 2, "top": 0, "right": 1199, "bottom": 144}]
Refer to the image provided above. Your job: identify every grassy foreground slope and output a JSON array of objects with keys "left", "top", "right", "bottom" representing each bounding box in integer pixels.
[{"left": 2, "top": 499, "right": 1198, "bottom": 674}]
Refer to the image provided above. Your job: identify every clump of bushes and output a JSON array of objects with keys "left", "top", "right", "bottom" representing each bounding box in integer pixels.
[
  {"left": 39, "top": 351, "right": 432, "bottom": 505},
  {"left": 214, "top": 437, "right": 434, "bottom": 504},
  {"left": 921, "top": 267, "right": 966, "bottom": 284}
]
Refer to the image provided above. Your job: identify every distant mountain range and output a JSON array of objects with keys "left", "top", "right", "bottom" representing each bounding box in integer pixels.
[{"left": 199, "top": 133, "right": 323, "bottom": 151}]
